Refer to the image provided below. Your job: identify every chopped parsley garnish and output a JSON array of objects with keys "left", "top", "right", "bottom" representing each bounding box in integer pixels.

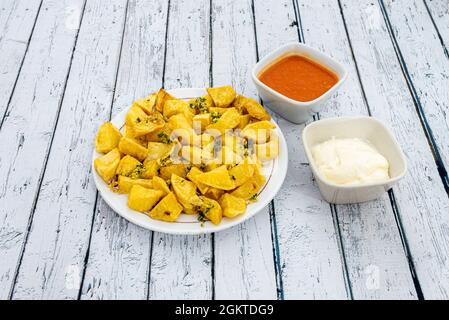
[
  {"left": 210, "top": 112, "right": 220, "bottom": 123},
  {"left": 129, "top": 164, "right": 144, "bottom": 179},
  {"left": 189, "top": 97, "right": 209, "bottom": 113},
  {"left": 159, "top": 156, "right": 171, "bottom": 167},
  {"left": 249, "top": 194, "right": 258, "bottom": 202},
  {"left": 198, "top": 211, "right": 207, "bottom": 223},
  {"left": 157, "top": 132, "right": 172, "bottom": 144},
  {"left": 197, "top": 203, "right": 213, "bottom": 223}
]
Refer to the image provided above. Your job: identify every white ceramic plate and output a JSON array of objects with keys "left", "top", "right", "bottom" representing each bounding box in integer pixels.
[{"left": 92, "top": 88, "right": 288, "bottom": 235}]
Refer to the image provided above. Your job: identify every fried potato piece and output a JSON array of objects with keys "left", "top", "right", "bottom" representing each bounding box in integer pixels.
[
  {"left": 159, "top": 164, "right": 187, "bottom": 180},
  {"left": 171, "top": 174, "right": 202, "bottom": 214},
  {"left": 163, "top": 99, "right": 194, "bottom": 119},
  {"left": 133, "top": 93, "right": 157, "bottom": 114},
  {"left": 219, "top": 145, "right": 243, "bottom": 165},
  {"left": 222, "top": 134, "right": 245, "bottom": 157},
  {"left": 152, "top": 176, "right": 171, "bottom": 195},
  {"left": 171, "top": 128, "right": 199, "bottom": 146},
  {"left": 230, "top": 178, "right": 261, "bottom": 200},
  {"left": 141, "top": 158, "right": 159, "bottom": 179},
  {"left": 155, "top": 88, "right": 176, "bottom": 112},
  {"left": 192, "top": 113, "right": 211, "bottom": 132},
  {"left": 207, "top": 86, "right": 236, "bottom": 108},
  {"left": 204, "top": 187, "right": 224, "bottom": 201},
  {"left": 132, "top": 112, "right": 165, "bottom": 137},
  {"left": 253, "top": 165, "right": 266, "bottom": 187},
  {"left": 117, "top": 176, "right": 153, "bottom": 194},
  {"left": 125, "top": 105, "right": 165, "bottom": 137},
  {"left": 186, "top": 167, "right": 209, "bottom": 194},
  {"left": 228, "top": 159, "right": 255, "bottom": 187},
  {"left": 180, "top": 145, "right": 210, "bottom": 164},
  {"left": 242, "top": 121, "right": 276, "bottom": 143},
  {"left": 125, "top": 105, "right": 148, "bottom": 127},
  {"left": 188, "top": 95, "right": 215, "bottom": 114},
  {"left": 237, "top": 114, "right": 251, "bottom": 130},
  {"left": 168, "top": 113, "right": 192, "bottom": 129},
  {"left": 146, "top": 123, "right": 173, "bottom": 143},
  {"left": 195, "top": 165, "right": 235, "bottom": 190},
  {"left": 149, "top": 192, "right": 183, "bottom": 222},
  {"left": 147, "top": 142, "right": 174, "bottom": 160},
  {"left": 206, "top": 107, "right": 240, "bottom": 133},
  {"left": 94, "top": 148, "right": 121, "bottom": 183},
  {"left": 95, "top": 122, "right": 122, "bottom": 154},
  {"left": 118, "top": 137, "right": 149, "bottom": 161},
  {"left": 123, "top": 125, "right": 151, "bottom": 148},
  {"left": 198, "top": 196, "right": 222, "bottom": 225},
  {"left": 208, "top": 107, "right": 229, "bottom": 116},
  {"left": 255, "top": 133, "right": 279, "bottom": 161},
  {"left": 244, "top": 98, "right": 271, "bottom": 120},
  {"left": 219, "top": 193, "right": 247, "bottom": 218},
  {"left": 232, "top": 95, "right": 249, "bottom": 114},
  {"left": 128, "top": 185, "right": 164, "bottom": 212},
  {"left": 116, "top": 155, "right": 142, "bottom": 177}
]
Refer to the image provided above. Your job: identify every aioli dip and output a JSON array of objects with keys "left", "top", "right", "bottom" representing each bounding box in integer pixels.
[
  {"left": 311, "top": 137, "right": 390, "bottom": 185},
  {"left": 258, "top": 54, "right": 338, "bottom": 102}
]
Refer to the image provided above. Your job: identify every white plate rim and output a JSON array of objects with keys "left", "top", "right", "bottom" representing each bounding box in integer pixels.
[{"left": 92, "top": 88, "right": 288, "bottom": 235}]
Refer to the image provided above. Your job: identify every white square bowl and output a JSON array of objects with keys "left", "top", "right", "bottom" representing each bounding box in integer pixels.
[
  {"left": 302, "top": 116, "right": 407, "bottom": 204},
  {"left": 252, "top": 42, "right": 347, "bottom": 124}
]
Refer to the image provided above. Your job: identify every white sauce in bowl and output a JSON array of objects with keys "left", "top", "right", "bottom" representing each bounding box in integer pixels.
[{"left": 311, "top": 137, "right": 390, "bottom": 185}]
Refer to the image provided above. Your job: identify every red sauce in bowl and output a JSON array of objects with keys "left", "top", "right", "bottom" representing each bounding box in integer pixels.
[{"left": 258, "top": 54, "right": 338, "bottom": 102}]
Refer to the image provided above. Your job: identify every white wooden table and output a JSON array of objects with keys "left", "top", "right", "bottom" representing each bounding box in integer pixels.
[{"left": 0, "top": 0, "right": 448, "bottom": 300}]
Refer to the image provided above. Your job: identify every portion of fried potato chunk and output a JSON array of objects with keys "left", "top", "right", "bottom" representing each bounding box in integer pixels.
[
  {"left": 243, "top": 98, "right": 271, "bottom": 121},
  {"left": 94, "top": 148, "right": 121, "bottom": 183},
  {"left": 118, "top": 137, "right": 149, "bottom": 161},
  {"left": 195, "top": 165, "right": 235, "bottom": 190},
  {"left": 207, "top": 86, "right": 236, "bottom": 108},
  {"left": 149, "top": 192, "right": 183, "bottom": 222},
  {"left": 128, "top": 185, "right": 165, "bottom": 212},
  {"left": 219, "top": 193, "right": 247, "bottom": 218},
  {"left": 171, "top": 174, "right": 202, "bottom": 214},
  {"left": 198, "top": 196, "right": 222, "bottom": 225},
  {"left": 117, "top": 176, "right": 153, "bottom": 194},
  {"left": 242, "top": 120, "right": 276, "bottom": 143},
  {"left": 231, "top": 178, "right": 261, "bottom": 200},
  {"left": 206, "top": 107, "right": 240, "bottom": 133},
  {"left": 152, "top": 176, "right": 171, "bottom": 195},
  {"left": 228, "top": 159, "right": 255, "bottom": 187},
  {"left": 187, "top": 167, "right": 209, "bottom": 194},
  {"left": 116, "top": 155, "right": 142, "bottom": 177},
  {"left": 95, "top": 122, "right": 122, "bottom": 154}
]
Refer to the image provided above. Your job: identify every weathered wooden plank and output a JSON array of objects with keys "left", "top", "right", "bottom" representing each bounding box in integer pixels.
[
  {"left": 381, "top": 0, "right": 449, "bottom": 174},
  {"left": 0, "top": 0, "right": 85, "bottom": 299},
  {"left": 11, "top": 0, "right": 127, "bottom": 299},
  {"left": 0, "top": 0, "right": 42, "bottom": 123},
  {"left": 425, "top": 0, "right": 449, "bottom": 51},
  {"left": 148, "top": 0, "right": 213, "bottom": 300},
  {"left": 211, "top": 0, "right": 277, "bottom": 300},
  {"left": 80, "top": 0, "right": 169, "bottom": 300},
  {"left": 374, "top": 0, "right": 449, "bottom": 299},
  {"left": 253, "top": 0, "right": 348, "bottom": 299},
  {"left": 296, "top": 0, "right": 417, "bottom": 299}
]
